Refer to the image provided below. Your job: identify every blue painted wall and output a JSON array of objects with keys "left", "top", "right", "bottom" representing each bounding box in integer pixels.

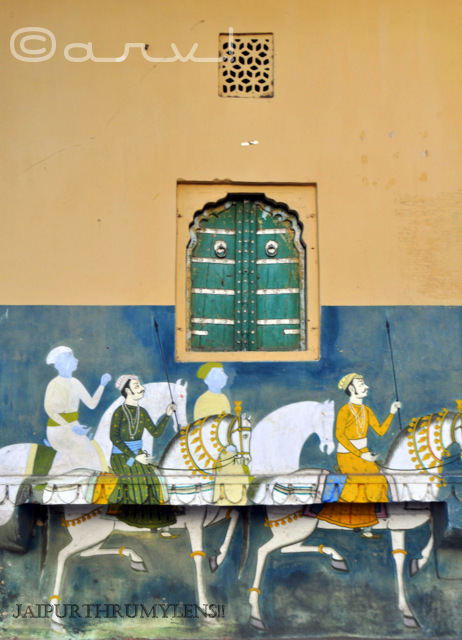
[
  {"left": 0, "top": 305, "right": 460, "bottom": 464},
  {"left": 0, "top": 305, "right": 461, "bottom": 637}
]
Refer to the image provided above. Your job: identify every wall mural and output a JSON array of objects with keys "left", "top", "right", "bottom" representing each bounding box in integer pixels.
[{"left": 0, "top": 305, "right": 461, "bottom": 638}]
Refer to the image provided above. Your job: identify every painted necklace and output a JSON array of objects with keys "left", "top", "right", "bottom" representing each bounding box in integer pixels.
[
  {"left": 122, "top": 403, "right": 140, "bottom": 438},
  {"left": 349, "top": 402, "right": 366, "bottom": 438}
]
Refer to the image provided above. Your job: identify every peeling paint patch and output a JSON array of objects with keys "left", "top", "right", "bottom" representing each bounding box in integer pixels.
[
  {"left": 396, "top": 192, "right": 462, "bottom": 300},
  {"left": 421, "top": 150, "right": 429, "bottom": 157}
]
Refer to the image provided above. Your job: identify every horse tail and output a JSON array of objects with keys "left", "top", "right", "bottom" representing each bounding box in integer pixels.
[{"left": 238, "top": 506, "right": 250, "bottom": 579}]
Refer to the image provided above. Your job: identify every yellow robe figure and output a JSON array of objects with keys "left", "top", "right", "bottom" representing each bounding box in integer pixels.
[
  {"left": 193, "top": 391, "right": 231, "bottom": 421},
  {"left": 318, "top": 403, "right": 394, "bottom": 528}
]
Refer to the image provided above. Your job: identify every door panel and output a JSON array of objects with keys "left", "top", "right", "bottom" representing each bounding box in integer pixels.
[{"left": 187, "top": 196, "right": 305, "bottom": 352}]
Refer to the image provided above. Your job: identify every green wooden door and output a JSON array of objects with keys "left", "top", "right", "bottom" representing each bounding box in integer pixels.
[{"left": 187, "top": 196, "right": 305, "bottom": 352}]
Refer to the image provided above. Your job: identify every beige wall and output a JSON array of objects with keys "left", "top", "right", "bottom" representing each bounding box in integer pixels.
[{"left": 2, "top": 0, "right": 461, "bottom": 305}]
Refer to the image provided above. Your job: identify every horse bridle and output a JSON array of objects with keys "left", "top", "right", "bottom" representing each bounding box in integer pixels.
[{"left": 227, "top": 414, "right": 251, "bottom": 458}]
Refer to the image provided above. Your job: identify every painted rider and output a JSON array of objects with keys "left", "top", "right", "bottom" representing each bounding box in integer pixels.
[
  {"left": 45, "top": 345, "right": 111, "bottom": 470},
  {"left": 107, "top": 374, "right": 178, "bottom": 535},
  {"left": 318, "top": 372, "right": 401, "bottom": 537},
  {"left": 193, "top": 362, "right": 231, "bottom": 421},
  {"left": 193, "top": 363, "right": 250, "bottom": 505}
]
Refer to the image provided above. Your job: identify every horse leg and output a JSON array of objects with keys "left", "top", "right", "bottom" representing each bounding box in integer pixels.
[
  {"left": 249, "top": 517, "right": 318, "bottom": 631},
  {"left": 80, "top": 540, "right": 148, "bottom": 573},
  {"left": 389, "top": 529, "right": 420, "bottom": 629},
  {"left": 49, "top": 511, "right": 116, "bottom": 633},
  {"left": 409, "top": 516, "right": 433, "bottom": 577},
  {"left": 280, "top": 541, "right": 349, "bottom": 573},
  {"left": 208, "top": 508, "right": 239, "bottom": 573},
  {"left": 184, "top": 510, "right": 216, "bottom": 623},
  {"left": 49, "top": 537, "right": 93, "bottom": 634}
]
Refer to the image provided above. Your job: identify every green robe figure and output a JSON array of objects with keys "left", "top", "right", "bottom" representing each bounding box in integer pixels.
[{"left": 108, "top": 374, "right": 177, "bottom": 533}]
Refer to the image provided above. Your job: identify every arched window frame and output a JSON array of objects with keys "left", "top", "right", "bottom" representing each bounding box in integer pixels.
[{"left": 176, "top": 182, "right": 320, "bottom": 362}]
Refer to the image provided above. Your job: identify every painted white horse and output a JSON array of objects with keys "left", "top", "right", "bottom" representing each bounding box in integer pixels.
[
  {"left": 248, "top": 400, "right": 335, "bottom": 503},
  {"left": 47, "top": 504, "right": 241, "bottom": 634},
  {"left": 383, "top": 407, "right": 462, "bottom": 500},
  {"left": 0, "top": 380, "right": 252, "bottom": 634},
  {"left": 247, "top": 407, "right": 462, "bottom": 632},
  {"left": 45, "top": 410, "right": 252, "bottom": 634},
  {"left": 0, "top": 381, "right": 189, "bottom": 525}
]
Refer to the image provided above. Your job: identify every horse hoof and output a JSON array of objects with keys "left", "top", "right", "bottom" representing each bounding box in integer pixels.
[
  {"left": 331, "top": 558, "right": 349, "bottom": 573},
  {"left": 51, "top": 620, "right": 67, "bottom": 635},
  {"left": 131, "top": 560, "right": 148, "bottom": 573},
  {"left": 250, "top": 616, "right": 266, "bottom": 631},
  {"left": 404, "top": 614, "right": 420, "bottom": 629},
  {"left": 209, "top": 555, "right": 218, "bottom": 573},
  {"left": 409, "top": 558, "right": 419, "bottom": 578}
]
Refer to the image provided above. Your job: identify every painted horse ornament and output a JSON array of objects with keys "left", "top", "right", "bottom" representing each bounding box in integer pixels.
[
  {"left": 247, "top": 405, "right": 462, "bottom": 633},
  {"left": 159, "top": 407, "right": 252, "bottom": 504},
  {"left": 383, "top": 406, "right": 462, "bottom": 500}
]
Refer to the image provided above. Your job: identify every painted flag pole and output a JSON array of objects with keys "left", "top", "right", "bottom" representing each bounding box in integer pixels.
[
  {"left": 385, "top": 318, "right": 403, "bottom": 430},
  {"left": 152, "top": 314, "right": 178, "bottom": 429}
]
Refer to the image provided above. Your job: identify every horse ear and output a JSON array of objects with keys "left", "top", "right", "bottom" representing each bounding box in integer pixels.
[
  {"left": 183, "top": 381, "right": 188, "bottom": 390},
  {"left": 175, "top": 378, "right": 183, "bottom": 386}
]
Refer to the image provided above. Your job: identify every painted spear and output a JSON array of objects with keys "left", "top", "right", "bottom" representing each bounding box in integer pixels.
[
  {"left": 152, "top": 314, "right": 179, "bottom": 429},
  {"left": 385, "top": 318, "right": 403, "bottom": 430}
]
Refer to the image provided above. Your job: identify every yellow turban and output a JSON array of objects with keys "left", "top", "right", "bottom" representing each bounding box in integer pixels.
[
  {"left": 197, "top": 362, "right": 223, "bottom": 380},
  {"left": 338, "top": 372, "right": 363, "bottom": 391}
]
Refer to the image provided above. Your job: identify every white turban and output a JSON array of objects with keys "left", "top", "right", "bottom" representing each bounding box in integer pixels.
[
  {"left": 115, "top": 374, "right": 138, "bottom": 391},
  {"left": 46, "top": 346, "right": 72, "bottom": 365}
]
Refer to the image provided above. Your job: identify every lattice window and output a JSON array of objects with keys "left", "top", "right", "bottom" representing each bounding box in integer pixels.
[{"left": 219, "top": 34, "right": 274, "bottom": 98}]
